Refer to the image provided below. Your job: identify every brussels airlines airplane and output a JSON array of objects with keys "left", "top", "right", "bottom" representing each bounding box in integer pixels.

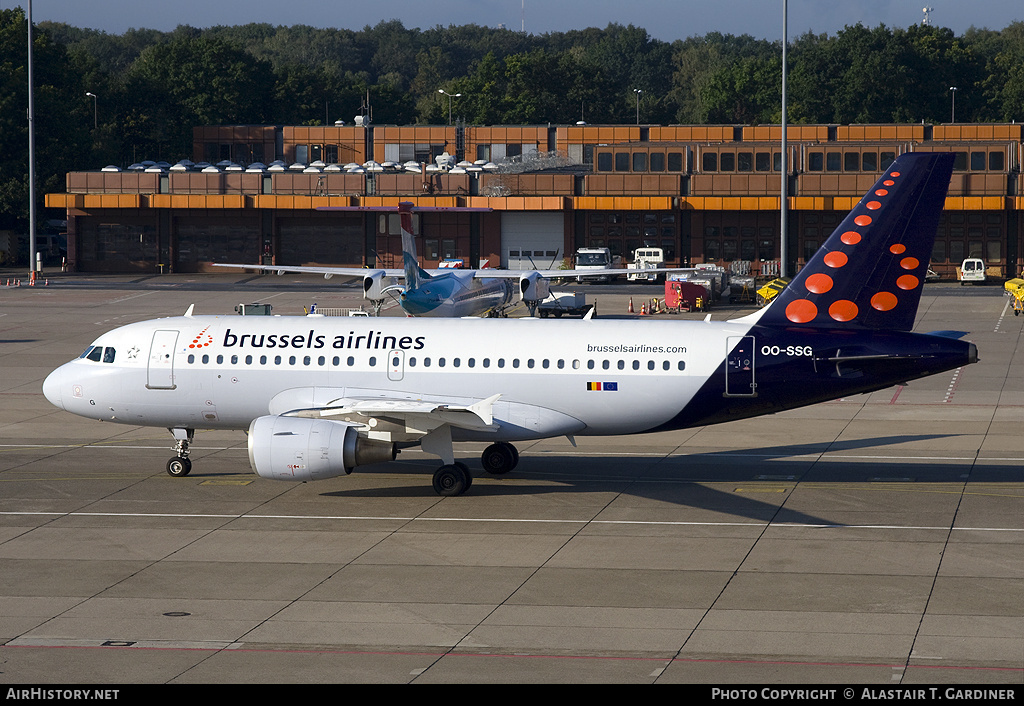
[
  {"left": 43, "top": 152, "right": 975, "bottom": 496},
  {"left": 217, "top": 202, "right": 682, "bottom": 318}
]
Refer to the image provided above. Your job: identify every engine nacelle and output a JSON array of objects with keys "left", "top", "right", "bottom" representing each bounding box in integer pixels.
[
  {"left": 519, "top": 272, "right": 550, "bottom": 303},
  {"left": 362, "top": 270, "right": 389, "bottom": 301},
  {"left": 247, "top": 415, "right": 396, "bottom": 482}
]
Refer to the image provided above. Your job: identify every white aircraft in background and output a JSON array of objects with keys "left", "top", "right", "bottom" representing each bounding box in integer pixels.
[
  {"left": 216, "top": 202, "right": 680, "bottom": 317},
  {"left": 44, "top": 153, "right": 975, "bottom": 496}
]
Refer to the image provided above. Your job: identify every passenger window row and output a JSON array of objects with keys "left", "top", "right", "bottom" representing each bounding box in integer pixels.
[
  {"left": 187, "top": 353, "right": 374, "bottom": 367},
  {"left": 183, "top": 352, "right": 686, "bottom": 372}
]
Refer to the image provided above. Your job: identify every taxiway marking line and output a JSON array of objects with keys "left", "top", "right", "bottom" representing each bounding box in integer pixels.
[{"left": 0, "top": 510, "right": 1021, "bottom": 533}]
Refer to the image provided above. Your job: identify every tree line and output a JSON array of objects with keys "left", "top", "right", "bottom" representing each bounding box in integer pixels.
[{"left": 2, "top": 7, "right": 1024, "bottom": 230}]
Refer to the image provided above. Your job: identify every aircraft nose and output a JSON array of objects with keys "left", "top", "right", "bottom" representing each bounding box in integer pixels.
[{"left": 42, "top": 366, "right": 65, "bottom": 410}]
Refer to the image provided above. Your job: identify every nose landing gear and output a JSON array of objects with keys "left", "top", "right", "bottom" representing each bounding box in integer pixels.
[{"left": 166, "top": 427, "right": 194, "bottom": 477}]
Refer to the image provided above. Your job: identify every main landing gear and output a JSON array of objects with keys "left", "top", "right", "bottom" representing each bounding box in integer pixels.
[
  {"left": 166, "top": 428, "right": 194, "bottom": 477},
  {"left": 430, "top": 442, "right": 520, "bottom": 497}
]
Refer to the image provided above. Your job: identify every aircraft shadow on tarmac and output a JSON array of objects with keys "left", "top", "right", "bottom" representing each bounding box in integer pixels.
[{"left": 316, "top": 433, "right": 991, "bottom": 526}]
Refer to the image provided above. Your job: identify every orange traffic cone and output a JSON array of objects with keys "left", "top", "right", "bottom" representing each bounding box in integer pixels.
[
  {"left": 640, "top": 302, "right": 646, "bottom": 315},
  {"left": 628, "top": 297, "right": 634, "bottom": 313}
]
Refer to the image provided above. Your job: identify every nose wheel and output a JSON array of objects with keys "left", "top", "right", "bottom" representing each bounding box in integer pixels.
[
  {"left": 166, "top": 428, "right": 194, "bottom": 477},
  {"left": 167, "top": 457, "right": 192, "bottom": 477}
]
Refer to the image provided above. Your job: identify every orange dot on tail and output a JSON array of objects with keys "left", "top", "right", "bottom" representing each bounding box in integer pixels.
[
  {"left": 786, "top": 300, "right": 818, "bottom": 323},
  {"left": 883, "top": 180, "right": 895, "bottom": 186},
  {"left": 829, "top": 300, "right": 859, "bottom": 322},
  {"left": 889, "top": 171, "right": 901, "bottom": 177},
  {"left": 871, "top": 292, "right": 898, "bottom": 311},
  {"left": 866, "top": 201, "right": 882, "bottom": 210},
  {"left": 805, "top": 273, "right": 834, "bottom": 294},
  {"left": 824, "top": 251, "right": 848, "bottom": 268},
  {"left": 841, "top": 231, "right": 861, "bottom": 245},
  {"left": 875, "top": 189, "right": 888, "bottom": 196},
  {"left": 897, "top": 274, "right": 919, "bottom": 290},
  {"left": 890, "top": 244, "right": 906, "bottom": 254},
  {"left": 900, "top": 256, "right": 919, "bottom": 270},
  {"left": 854, "top": 215, "right": 872, "bottom": 226}
]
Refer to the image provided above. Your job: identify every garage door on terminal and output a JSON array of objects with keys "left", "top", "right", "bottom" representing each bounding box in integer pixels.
[
  {"left": 501, "top": 212, "right": 565, "bottom": 270},
  {"left": 279, "top": 214, "right": 364, "bottom": 267},
  {"left": 77, "top": 218, "right": 158, "bottom": 273},
  {"left": 175, "top": 215, "right": 259, "bottom": 272}
]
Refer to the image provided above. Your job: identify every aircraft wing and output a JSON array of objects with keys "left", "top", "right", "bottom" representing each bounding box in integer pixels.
[
  {"left": 213, "top": 263, "right": 406, "bottom": 278},
  {"left": 470, "top": 267, "right": 696, "bottom": 279},
  {"left": 318, "top": 394, "right": 500, "bottom": 432},
  {"left": 277, "top": 390, "right": 501, "bottom": 434}
]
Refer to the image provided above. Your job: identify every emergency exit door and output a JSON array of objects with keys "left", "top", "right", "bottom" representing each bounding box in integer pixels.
[
  {"left": 387, "top": 349, "right": 405, "bottom": 381},
  {"left": 725, "top": 336, "right": 756, "bottom": 397}
]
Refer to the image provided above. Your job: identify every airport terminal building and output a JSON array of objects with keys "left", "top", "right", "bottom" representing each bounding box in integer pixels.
[{"left": 45, "top": 121, "right": 1023, "bottom": 279}]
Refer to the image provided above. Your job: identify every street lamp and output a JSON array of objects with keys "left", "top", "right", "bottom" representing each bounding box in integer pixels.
[
  {"left": 949, "top": 86, "right": 957, "bottom": 123},
  {"left": 86, "top": 91, "right": 97, "bottom": 129},
  {"left": 437, "top": 89, "right": 462, "bottom": 125},
  {"left": 633, "top": 88, "right": 642, "bottom": 125}
]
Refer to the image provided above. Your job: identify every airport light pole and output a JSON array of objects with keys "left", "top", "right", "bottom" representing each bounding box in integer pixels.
[
  {"left": 780, "top": 0, "right": 788, "bottom": 278},
  {"left": 86, "top": 91, "right": 97, "bottom": 129},
  {"left": 633, "top": 88, "right": 642, "bottom": 125},
  {"left": 27, "top": 0, "right": 37, "bottom": 274},
  {"left": 437, "top": 89, "right": 461, "bottom": 125},
  {"left": 949, "top": 86, "right": 957, "bottom": 123}
]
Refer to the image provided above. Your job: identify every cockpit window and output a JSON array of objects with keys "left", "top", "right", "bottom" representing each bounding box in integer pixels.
[{"left": 81, "top": 346, "right": 116, "bottom": 363}]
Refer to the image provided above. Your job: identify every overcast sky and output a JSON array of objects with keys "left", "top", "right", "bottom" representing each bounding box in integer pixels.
[{"left": 11, "top": 1, "right": 1023, "bottom": 42}]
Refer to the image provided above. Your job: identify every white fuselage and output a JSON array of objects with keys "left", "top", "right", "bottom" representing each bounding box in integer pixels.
[{"left": 43, "top": 314, "right": 750, "bottom": 440}]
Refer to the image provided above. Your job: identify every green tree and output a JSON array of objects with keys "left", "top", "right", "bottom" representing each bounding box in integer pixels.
[
  {"left": 0, "top": 9, "right": 91, "bottom": 231},
  {"left": 124, "top": 35, "right": 275, "bottom": 159},
  {"left": 981, "top": 22, "right": 1024, "bottom": 121}
]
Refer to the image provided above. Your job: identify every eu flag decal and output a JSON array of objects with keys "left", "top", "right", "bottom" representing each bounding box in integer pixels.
[{"left": 587, "top": 382, "right": 618, "bottom": 391}]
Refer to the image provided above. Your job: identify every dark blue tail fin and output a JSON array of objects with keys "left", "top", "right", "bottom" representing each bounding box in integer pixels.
[{"left": 760, "top": 152, "right": 955, "bottom": 331}]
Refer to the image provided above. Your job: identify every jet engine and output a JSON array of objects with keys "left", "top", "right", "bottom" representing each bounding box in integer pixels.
[
  {"left": 362, "top": 270, "right": 389, "bottom": 301},
  {"left": 519, "top": 272, "right": 550, "bottom": 304},
  {"left": 247, "top": 415, "right": 396, "bottom": 482}
]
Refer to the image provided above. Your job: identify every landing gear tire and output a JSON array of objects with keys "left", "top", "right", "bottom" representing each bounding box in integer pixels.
[
  {"left": 433, "top": 463, "right": 471, "bottom": 496},
  {"left": 166, "top": 457, "right": 192, "bottom": 477},
  {"left": 481, "top": 442, "right": 519, "bottom": 475}
]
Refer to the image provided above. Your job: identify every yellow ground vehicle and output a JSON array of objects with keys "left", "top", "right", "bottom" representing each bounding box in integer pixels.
[
  {"left": 1005, "top": 278, "right": 1024, "bottom": 315},
  {"left": 756, "top": 277, "right": 790, "bottom": 307}
]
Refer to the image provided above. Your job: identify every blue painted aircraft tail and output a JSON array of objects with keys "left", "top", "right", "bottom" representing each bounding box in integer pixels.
[
  {"left": 759, "top": 152, "right": 955, "bottom": 332},
  {"left": 399, "top": 201, "right": 432, "bottom": 291}
]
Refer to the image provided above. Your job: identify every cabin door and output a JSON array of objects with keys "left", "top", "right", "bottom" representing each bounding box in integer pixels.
[
  {"left": 147, "top": 330, "right": 179, "bottom": 389},
  {"left": 724, "top": 336, "right": 756, "bottom": 397}
]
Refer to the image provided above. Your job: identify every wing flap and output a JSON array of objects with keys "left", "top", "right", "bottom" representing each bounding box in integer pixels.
[{"left": 311, "top": 393, "right": 501, "bottom": 433}]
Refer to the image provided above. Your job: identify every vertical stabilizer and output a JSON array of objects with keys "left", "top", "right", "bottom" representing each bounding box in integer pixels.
[
  {"left": 760, "top": 152, "right": 954, "bottom": 331},
  {"left": 399, "top": 201, "right": 431, "bottom": 290}
]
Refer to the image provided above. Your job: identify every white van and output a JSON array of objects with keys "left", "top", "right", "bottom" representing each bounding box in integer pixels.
[{"left": 959, "top": 258, "right": 985, "bottom": 285}]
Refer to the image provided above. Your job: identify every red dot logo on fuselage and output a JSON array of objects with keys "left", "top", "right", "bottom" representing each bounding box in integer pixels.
[{"left": 189, "top": 327, "right": 213, "bottom": 349}]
